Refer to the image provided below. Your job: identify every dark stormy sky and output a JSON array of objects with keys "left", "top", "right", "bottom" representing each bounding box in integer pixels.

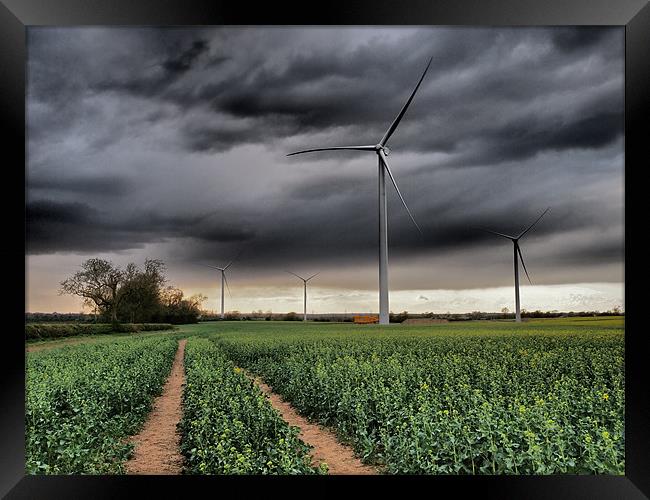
[{"left": 26, "top": 27, "right": 624, "bottom": 313}]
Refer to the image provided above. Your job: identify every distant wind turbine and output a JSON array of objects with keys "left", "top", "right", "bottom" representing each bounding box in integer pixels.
[
  {"left": 287, "top": 57, "right": 433, "bottom": 325},
  {"left": 197, "top": 252, "right": 241, "bottom": 319},
  {"left": 479, "top": 208, "right": 550, "bottom": 323},
  {"left": 286, "top": 271, "right": 320, "bottom": 322}
]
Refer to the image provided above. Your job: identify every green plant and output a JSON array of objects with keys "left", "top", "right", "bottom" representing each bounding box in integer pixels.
[
  {"left": 179, "top": 338, "right": 323, "bottom": 474},
  {"left": 26, "top": 337, "right": 178, "bottom": 474},
  {"left": 213, "top": 320, "right": 624, "bottom": 474},
  {"left": 25, "top": 323, "right": 115, "bottom": 340},
  {"left": 25, "top": 323, "right": 176, "bottom": 341}
]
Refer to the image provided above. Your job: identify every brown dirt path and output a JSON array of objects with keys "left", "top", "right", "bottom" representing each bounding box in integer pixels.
[
  {"left": 250, "top": 374, "right": 380, "bottom": 475},
  {"left": 124, "top": 339, "right": 187, "bottom": 475}
]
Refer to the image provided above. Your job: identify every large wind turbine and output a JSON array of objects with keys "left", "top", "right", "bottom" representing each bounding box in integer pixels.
[
  {"left": 286, "top": 271, "right": 320, "bottom": 322},
  {"left": 197, "top": 254, "right": 240, "bottom": 319},
  {"left": 480, "top": 208, "right": 550, "bottom": 323},
  {"left": 287, "top": 58, "right": 432, "bottom": 325}
]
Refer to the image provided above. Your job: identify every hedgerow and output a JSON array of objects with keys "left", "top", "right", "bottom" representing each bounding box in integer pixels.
[
  {"left": 113, "top": 323, "right": 176, "bottom": 333},
  {"left": 25, "top": 323, "right": 176, "bottom": 340}
]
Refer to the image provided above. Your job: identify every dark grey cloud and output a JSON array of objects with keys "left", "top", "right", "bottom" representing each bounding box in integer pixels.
[
  {"left": 26, "top": 26, "right": 624, "bottom": 289},
  {"left": 93, "top": 38, "right": 216, "bottom": 98},
  {"left": 26, "top": 198, "right": 255, "bottom": 254},
  {"left": 162, "top": 39, "right": 209, "bottom": 74},
  {"left": 26, "top": 200, "right": 126, "bottom": 254},
  {"left": 551, "top": 27, "right": 609, "bottom": 53},
  {"left": 29, "top": 174, "right": 133, "bottom": 196}
]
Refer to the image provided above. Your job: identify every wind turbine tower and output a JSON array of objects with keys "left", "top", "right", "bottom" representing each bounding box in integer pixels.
[
  {"left": 287, "top": 58, "right": 432, "bottom": 324},
  {"left": 286, "top": 271, "right": 320, "bottom": 322},
  {"left": 197, "top": 253, "right": 240, "bottom": 319},
  {"left": 480, "top": 208, "right": 550, "bottom": 322}
]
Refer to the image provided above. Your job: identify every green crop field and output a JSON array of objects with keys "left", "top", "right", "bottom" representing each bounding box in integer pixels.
[
  {"left": 25, "top": 317, "right": 624, "bottom": 475},
  {"left": 180, "top": 338, "right": 325, "bottom": 474},
  {"left": 26, "top": 336, "right": 178, "bottom": 473}
]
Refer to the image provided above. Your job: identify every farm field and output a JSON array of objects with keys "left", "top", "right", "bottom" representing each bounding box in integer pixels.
[
  {"left": 180, "top": 338, "right": 325, "bottom": 474},
  {"left": 26, "top": 336, "right": 178, "bottom": 473},
  {"left": 25, "top": 317, "right": 624, "bottom": 475},
  {"left": 210, "top": 317, "right": 624, "bottom": 474}
]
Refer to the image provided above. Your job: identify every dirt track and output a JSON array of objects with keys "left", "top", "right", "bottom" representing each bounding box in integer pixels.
[
  {"left": 30, "top": 333, "right": 378, "bottom": 475},
  {"left": 251, "top": 375, "right": 379, "bottom": 475},
  {"left": 124, "top": 339, "right": 186, "bottom": 474}
]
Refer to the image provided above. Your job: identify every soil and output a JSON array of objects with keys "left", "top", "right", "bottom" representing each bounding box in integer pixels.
[
  {"left": 401, "top": 318, "right": 449, "bottom": 325},
  {"left": 251, "top": 375, "right": 379, "bottom": 475},
  {"left": 124, "top": 339, "right": 187, "bottom": 475}
]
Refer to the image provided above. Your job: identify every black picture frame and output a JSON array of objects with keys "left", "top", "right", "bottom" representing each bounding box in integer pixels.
[{"left": 3, "top": 0, "right": 647, "bottom": 498}]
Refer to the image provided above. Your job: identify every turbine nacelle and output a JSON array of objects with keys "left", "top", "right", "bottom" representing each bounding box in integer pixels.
[
  {"left": 478, "top": 207, "right": 551, "bottom": 287},
  {"left": 375, "top": 145, "right": 390, "bottom": 156}
]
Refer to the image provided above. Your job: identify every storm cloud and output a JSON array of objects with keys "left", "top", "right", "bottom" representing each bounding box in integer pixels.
[{"left": 26, "top": 26, "right": 624, "bottom": 298}]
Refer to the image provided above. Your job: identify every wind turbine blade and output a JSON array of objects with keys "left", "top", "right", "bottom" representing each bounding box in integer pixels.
[
  {"left": 286, "top": 270, "right": 306, "bottom": 281},
  {"left": 380, "top": 57, "right": 433, "bottom": 147},
  {"left": 224, "top": 249, "right": 243, "bottom": 270},
  {"left": 223, "top": 272, "right": 233, "bottom": 299},
  {"left": 287, "top": 145, "right": 376, "bottom": 156},
  {"left": 476, "top": 227, "right": 516, "bottom": 240},
  {"left": 305, "top": 272, "right": 320, "bottom": 282},
  {"left": 516, "top": 243, "right": 532, "bottom": 285},
  {"left": 379, "top": 150, "right": 422, "bottom": 234},
  {"left": 196, "top": 263, "right": 225, "bottom": 271},
  {"left": 517, "top": 207, "right": 550, "bottom": 240}
]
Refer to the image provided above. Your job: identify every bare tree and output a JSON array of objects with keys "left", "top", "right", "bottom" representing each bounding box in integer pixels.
[
  {"left": 59, "top": 258, "right": 126, "bottom": 326},
  {"left": 61, "top": 258, "right": 206, "bottom": 326},
  {"left": 160, "top": 286, "right": 184, "bottom": 309},
  {"left": 187, "top": 293, "right": 208, "bottom": 309}
]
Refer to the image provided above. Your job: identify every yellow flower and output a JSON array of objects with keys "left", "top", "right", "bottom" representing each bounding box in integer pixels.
[
  {"left": 602, "top": 431, "right": 610, "bottom": 440},
  {"left": 601, "top": 393, "right": 609, "bottom": 401},
  {"left": 420, "top": 382, "right": 429, "bottom": 391}
]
